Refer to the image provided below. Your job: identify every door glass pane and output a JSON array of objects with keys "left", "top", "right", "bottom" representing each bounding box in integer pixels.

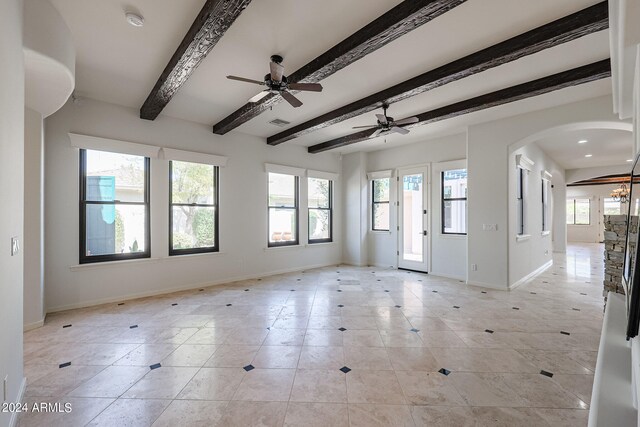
[
  {"left": 172, "top": 206, "right": 216, "bottom": 250},
  {"left": 85, "top": 204, "right": 146, "bottom": 256},
  {"left": 604, "top": 198, "right": 621, "bottom": 215},
  {"left": 269, "top": 207, "right": 297, "bottom": 243},
  {"left": 85, "top": 150, "right": 146, "bottom": 202},
  {"left": 402, "top": 174, "right": 423, "bottom": 262}
]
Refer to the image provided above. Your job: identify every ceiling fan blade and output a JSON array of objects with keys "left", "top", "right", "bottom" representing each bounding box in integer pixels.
[
  {"left": 281, "top": 91, "right": 303, "bottom": 108},
  {"left": 227, "top": 75, "right": 265, "bottom": 85},
  {"left": 391, "top": 126, "right": 410, "bottom": 135},
  {"left": 352, "top": 125, "right": 378, "bottom": 129},
  {"left": 371, "top": 128, "right": 383, "bottom": 137},
  {"left": 288, "top": 83, "right": 323, "bottom": 92},
  {"left": 248, "top": 91, "right": 270, "bottom": 103},
  {"left": 270, "top": 61, "right": 284, "bottom": 82},
  {"left": 376, "top": 114, "right": 388, "bottom": 125},
  {"left": 393, "top": 116, "right": 419, "bottom": 126}
]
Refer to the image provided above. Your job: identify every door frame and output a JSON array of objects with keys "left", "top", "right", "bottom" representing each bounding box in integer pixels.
[{"left": 396, "top": 165, "right": 431, "bottom": 273}]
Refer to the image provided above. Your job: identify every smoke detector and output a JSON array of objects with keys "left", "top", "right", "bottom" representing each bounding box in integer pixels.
[{"left": 125, "top": 12, "right": 145, "bottom": 27}]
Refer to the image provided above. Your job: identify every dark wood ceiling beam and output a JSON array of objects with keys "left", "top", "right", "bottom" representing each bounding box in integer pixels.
[
  {"left": 270, "top": 2, "right": 608, "bottom": 145},
  {"left": 212, "top": 0, "right": 467, "bottom": 134},
  {"left": 140, "top": 0, "right": 253, "bottom": 120},
  {"left": 308, "top": 60, "right": 611, "bottom": 153}
]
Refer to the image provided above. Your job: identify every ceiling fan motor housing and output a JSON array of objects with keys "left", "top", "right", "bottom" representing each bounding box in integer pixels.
[{"left": 264, "top": 73, "right": 288, "bottom": 91}]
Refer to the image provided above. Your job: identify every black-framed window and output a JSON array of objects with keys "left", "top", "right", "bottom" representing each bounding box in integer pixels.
[
  {"left": 372, "top": 178, "right": 390, "bottom": 231},
  {"left": 441, "top": 168, "right": 467, "bottom": 235},
  {"left": 268, "top": 172, "right": 299, "bottom": 246},
  {"left": 517, "top": 167, "right": 525, "bottom": 235},
  {"left": 566, "top": 198, "right": 590, "bottom": 225},
  {"left": 308, "top": 177, "right": 332, "bottom": 243},
  {"left": 79, "top": 149, "right": 150, "bottom": 264},
  {"left": 169, "top": 161, "right": 219, "bottom": 255},
  {"left": 542, "top": 179, "right": 550, "bottom": 232}
]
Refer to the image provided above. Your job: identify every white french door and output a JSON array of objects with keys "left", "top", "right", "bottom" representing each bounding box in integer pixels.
[{"left": 397, "top": 166, "right": 429, "bottom": 272}]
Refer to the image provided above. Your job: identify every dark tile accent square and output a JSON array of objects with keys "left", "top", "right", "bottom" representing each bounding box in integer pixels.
[
  {"left": 512, "top": 307, "right": 520, "bottom": 310},
  {"left": 542, "top": 281, "right": 549, "bottom": 284},
  {"left": 485, "top": 329, "right": 494, "bottom": 334},
  {"left": 118, "top": 303, "right": 125, "bottom": 306},
  {"left": 337, "top": 279, "right": 341, "bottom": 281},
  {"left": 243, "top": 365, "right": 255, "bottom": 372},
  {"left": 432, "top": 290, "right": 438, "bottom": 293},
  {"left": 267, "top": 327, "right": 271, "bottom": 330},
  {"left": 410, "top": 328, "right": 420, "bottom": 333},
  {"left": 530, "top": 292, "right": 537, "bottom": 295},
  {"left": 453, "top": 306, "right": 460, "bottom": 309},
  {"left": 245, "top": 289, "right": 250, "bottom": 291},
  {"left": 560, "top": 331, "right": 570, "bottom": 335},
  {"left": 540, "top": 370, "right": 553, "bottom": 378},
  {"left": 384, "top": 290, "right": 390, "bottom": 293},
  {"left": 339, "top": 366, "right": 351, "bottom": 374},
  {"left": 418, "top": 279, "right": 422, "bottom": 282},
  {"left": 226, "top": 304, "right": 232, "bottom": 307},
  {"left": 481, "top": 291, "right": 487, "bottom": 294},
  {"left": 258, "top": 278, "right": 262, "bottom": 281},
  {"left": 297, "top": 279, "right": 301, "bottom": 281},
  {"left": 150, "top": 363, "right": 161, "bottom": 370},
  {"left": 580, "top": 293, "right": 587, "bottom": 296},
  {"left": 438, "top": 368, "right": 451, "bottom": 376},
  {"left": 130, "top": 325, "right": 138, "bottom": 329},
  {"left": 572, "top": 308, "right": 581, "bottom": 311},
  {"left": 337, "top": 290, "right": 343, "bottom": 292},
  {"left": 338, "top": 327, "right": 347, "bottom": 332},
  {"left": 171, "top": 303, "right": 178, "bottom": 306},
  {"left": 459, "top": 280, "right": 464, "bottom": 283},
  {"left": 63, "top": 324, "right": 72, "bottom": 328},
  {"left": 395, "top": 305, "right": 402, "bottom": 308},
  {"left": 59, "top": 362, "right": 71, "bottom": 369},
  {"left": 290, "top": 290, "right": 295, "bottom": 292},
  {"left": 199, "top": 289, "right": 204, "bottom": 292},
  {"left": 377, "top": 279, "right": 381, "bottom": 282},
  {"left": 338, "top": 305, "right": 344, "bottom": 308}
]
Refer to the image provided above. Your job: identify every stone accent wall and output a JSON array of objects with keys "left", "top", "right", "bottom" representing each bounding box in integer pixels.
[{"left": 604, "top": 214, "right": 638, "bottom": 300}]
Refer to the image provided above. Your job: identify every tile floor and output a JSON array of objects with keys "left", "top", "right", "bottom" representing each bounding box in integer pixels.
[{"left": 19, "top": 243, "right": 604, "bottom": 426}]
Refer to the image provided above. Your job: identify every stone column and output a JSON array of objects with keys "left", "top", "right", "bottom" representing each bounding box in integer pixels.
[{"left": 604, "top": 214, "right": 638, "bottom": 302}]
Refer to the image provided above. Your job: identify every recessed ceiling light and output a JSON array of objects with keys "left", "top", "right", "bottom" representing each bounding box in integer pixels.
[
  {"left": 578, "top": 140, "right": 587, "bottom": 144},
  {"left": 125, "top": 12, "right": 145, "bottom": 27},
  {"left": 585, "top": 154, "right": 593, "bottom": 158},
  {"left": 627, "top": 159, "right": 634, "bottom": 162}
]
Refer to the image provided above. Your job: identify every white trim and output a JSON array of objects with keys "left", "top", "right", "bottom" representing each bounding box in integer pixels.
[
  {"left": 160, "top": 147, "right": 228, "bottom": 167},
  {"left": 367, "top": 170, "right": 393, "bottom": 180},
  {"left": 70, "top": 257, "right": 163, "bottom": 271},
  {"left": 47, "top": 262, "right": 336, "bottom": 313},
  {"left": 69, "top": 133, "right": 159, "bottom": 158},
  {"left": 541, "top": 230, "right": 551, "bottom": 237},
  {"left": 466, "top": 280, "right": 509, "bottom": 291},
  {"left": 515, "top": 154, "right": 534, "bottom": 171},
  {"left": 264, "top": 244, "right": 302, "bottom": 251},
  {"left": 9, "top": 378, "right": 27, "bottom": 427},
  {"left": 307, "top": 169, "right": 339, "bottom": 180},
  {"left": 265, "top": 163, "right": 305, "bottom": 176},
  {"left": 23, "top": 318, "right": 45, "bottom": 331},
  {"left": 509, "top": 260, "right": 552, "bottom": 290},
  {"left": 541, "top": 170, "right": 553, "bottom": 181},
  {"left": 516, "top": 234, "right": 531, "bottom": 242}
]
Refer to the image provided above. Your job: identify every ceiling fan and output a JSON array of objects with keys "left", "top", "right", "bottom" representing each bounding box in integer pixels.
[
  {"left": 353, "top": 103, "right": 419, "bottom": 137},
  {"left": 226, "top": 55, "right": 323, "bottom": 108}
]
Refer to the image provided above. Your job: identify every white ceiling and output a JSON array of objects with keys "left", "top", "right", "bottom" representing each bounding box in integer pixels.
[
  {"left": 50, "top": 0, "right": 613, "bottom": 154},
  {"left": 534, "top": 128, "right": 633, "bottom": 170}
]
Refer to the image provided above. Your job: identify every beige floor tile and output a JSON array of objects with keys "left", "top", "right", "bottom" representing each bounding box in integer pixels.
[
  {"left": 379, "top": 329, "right": 424, "bottom": 347},
  {"left": 429, "top": 347, "right": 493, "bottom": 372},
  {"left": 419, "top": 331, "right": 468, "bottom": 348},
  {"left": 25, "top": 365, "right": 106, "bottom": 397},
  {"left": 343, "top": 346, "right": 392, "bottom": 370},
  {"left": 177, "top": 367, "right": 246, "bottom": 400},
  {"left": 204, "top": 345, "right": 259, "bottom": 367},
  {"left": 86, "top": 398, "right": 171, "bottom": 427},
  {"left": 499, "top": 373, "right": 589, "bottom": 409},
  {"left": 122, "top": 366, "right": 199, "bottom": 399},
  {"left": 411, "top": 405, "right": 475, "bottom": 427},
  {"left": 68, "top": 366, "right": 148, "bottom": 397},
  {"left": 342, "top": 330, "right": 384, "bottom": 347},
  {"left": 151, "top": 400, "right": 228, "bottom": 427},
  {"left": 395, "top": 370, "right": 466, "bottom": 406},
  {"left": 70, "top": 343, "right": 140, "bottom": 365},
  {"left": 516, "top": 349, "right": 594, "bottom": 374},
  {"left": 303, "top": 329, "right": 343, "bottom": 346},
  {"left": 215, "top": 401, "right": 287, "bottom": 427},
  {"left": 233, "top": 368, "right": 295, "bottom": 401},
  {"left": 386, "top": 347, "right": 440, "bottom": 371},
  {"left": 345, "top": 370, "right": 406, "bottom": 404},
  {"left": 449, "top": 372, "right": 525, "bottom": 407},
  {"left": 113, "top": 343, "right": 179, "bottom": 366},
  {"left": 17, "top": 397, "right": 113, "bottom": 427},
  {"left": 471, "top": 407, "right": 550, "bottom": 427},
  {"left": 185, "top": 327, "right": 234, "bottom": 344},
  {"left": 551, "top": 374, "right": 594, "bottom": 404},
  {"left": 161, "top": 344, "right": 217, "bottom": 367},
  {"left": 252, "top": 345, "right": 302, "bottom": 368},
  {"left": 284, "top": 402, "right": 348, "bottom": 427},
  {"left": 536, "top": 408, "right": 590, "bottom": 426},
  {"left": 290, "top": 369, "right": 347, "bottom": 403},
  {"left": 348, "top": 403, "right": 415, "bottom": 427},
  {"left": 263, "top": 328, "right": 306, "bottom": 346},
  {"left": 298, "top": 346, "right": 344, "bottom": 369},
  {"left": 223, "top": 327, "right": 269, "bottom": 345}
]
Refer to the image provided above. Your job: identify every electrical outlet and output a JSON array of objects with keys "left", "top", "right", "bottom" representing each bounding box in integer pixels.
[
  {"left": 11, "top": 237, "right": 19, "bottom": 256},
  {"left": 471, "top": 264, "right": 478, "bottom": 271}
]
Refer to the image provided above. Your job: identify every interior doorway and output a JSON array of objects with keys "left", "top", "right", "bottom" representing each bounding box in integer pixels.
[{"left": 397, "top": 166, "right": 430, "bottom": 272}]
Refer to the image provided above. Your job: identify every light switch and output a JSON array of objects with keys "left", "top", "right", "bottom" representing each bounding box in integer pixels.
[
  {"left": 482, "top": 224, "right": 498, "bottom": 231},
  {"left": 11, "top": 237, "right": 19, "bottom": 256}
]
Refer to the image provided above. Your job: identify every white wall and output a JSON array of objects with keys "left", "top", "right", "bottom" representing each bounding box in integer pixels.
[
  {"left": 44, "top": 98, "right": 342, "bottom": 312},
  {"left": 24, "top": 107, "right": 44, "bottom": 330},
  {"left": 0, "top": 0, "right": 25, "bottom": 425},
  {"left": 363, "top": 133, "right": 467, "bottom": 279},
  {"left": 567, "top": 183, "right": 622, "bottom": 243},
  {"left": 508, "top": 143, "right": 564, "bottom": 287},
  {"left": 341, "top": 152, "right": 368, "bottom": 266}
]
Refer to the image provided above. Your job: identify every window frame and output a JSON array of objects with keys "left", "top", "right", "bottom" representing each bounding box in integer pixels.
[
  {"left": 267, "top": 172, "right": 300, "bottom": 247},
  {"left": 308, "top": 178, "right": 333, "bottom": 244},
  {"left": 516, "top": 167, "right": 525, "bottom": 235},
  {"left": 79, "top": 149, "right": 151, "bottom": 264},
  {"left": 371, "top": 178, "right": 390, "bottom": 232},
  {"left": 567, "top": 198, "right": 591, "bottom": 225},
  {"left": 541, "top": 179, "right": 549, "bottom": 232},
  {"left": 441, "top": 169, "right": 467, "bottom": 235},
  {"left": 168, "top": 161, "right": 220, "bottom": 256}
]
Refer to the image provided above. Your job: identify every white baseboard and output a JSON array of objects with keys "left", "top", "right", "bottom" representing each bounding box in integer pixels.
[
  {"left": 509, "top": 260, "right": 553, "bottom": 290},
  {"left": 9, "top": 377, "right": 26, "bottom": 427},
  {"left": 46, "top": 261, "right": 337, "bottom": 313},
  {"left": 466, "top": 280, "right": 510, "bottom": 291},
  {"left": 23, "top": 318, "right": 45, "bottom": 332},
  {"left": 430, "top": 271, "right": 466, "bottom": 282}
]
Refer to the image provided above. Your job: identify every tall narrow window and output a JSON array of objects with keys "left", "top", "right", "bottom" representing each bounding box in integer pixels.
[
  {"left": 604, "top": 197, "right": 622, "bottom": 215},
  {"left": 268, "top": 172, "right": 298, "bottom": 246},
  {"left": 372, "top": 178, "right": 390, "bottom": 231},
  {"left": 442, "top": 169, "right": 467, "bottom": 234},
  {"left": 566, "top": 198, "right": 590, "bottom": 225},
  {"left": 79, "top": 149, "right": 150, "bottom": 264},
  {"left": 541, "top": 179, "right": 550, "bottom": 232},
  {"left": 308, "top": 177, "right": 332, "bottom": 243},
  {"left": 516, "top": 168, "right": 525, "bottom": 235},
  {"left": 169, "top": 161, "right": 219, "bottom": 255}
]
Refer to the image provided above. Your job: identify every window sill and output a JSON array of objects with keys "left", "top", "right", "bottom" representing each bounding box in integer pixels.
[
  {"left": 541, "top": 231, "right": 551, "bottom": 237},
  {"left": 264, "top": 244, "right": 302, "bottom": 251},
  {"left": 163, "top": 251, "right": 226, "bottom": 261},
  {"left": 438, "top": 233, "right": 467, "bottom": 239},
  {"left": 306, "top": 241, "right": 336, "bottom": 247},
  {"left": 70, "top": 257, "right": 161, "bottom": 271},
  {"left": 369, "top": 230, "right": 392, "bottom": 235},
  {"left": 516, "top": 234, "right": 531, "bottom": 242}
]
